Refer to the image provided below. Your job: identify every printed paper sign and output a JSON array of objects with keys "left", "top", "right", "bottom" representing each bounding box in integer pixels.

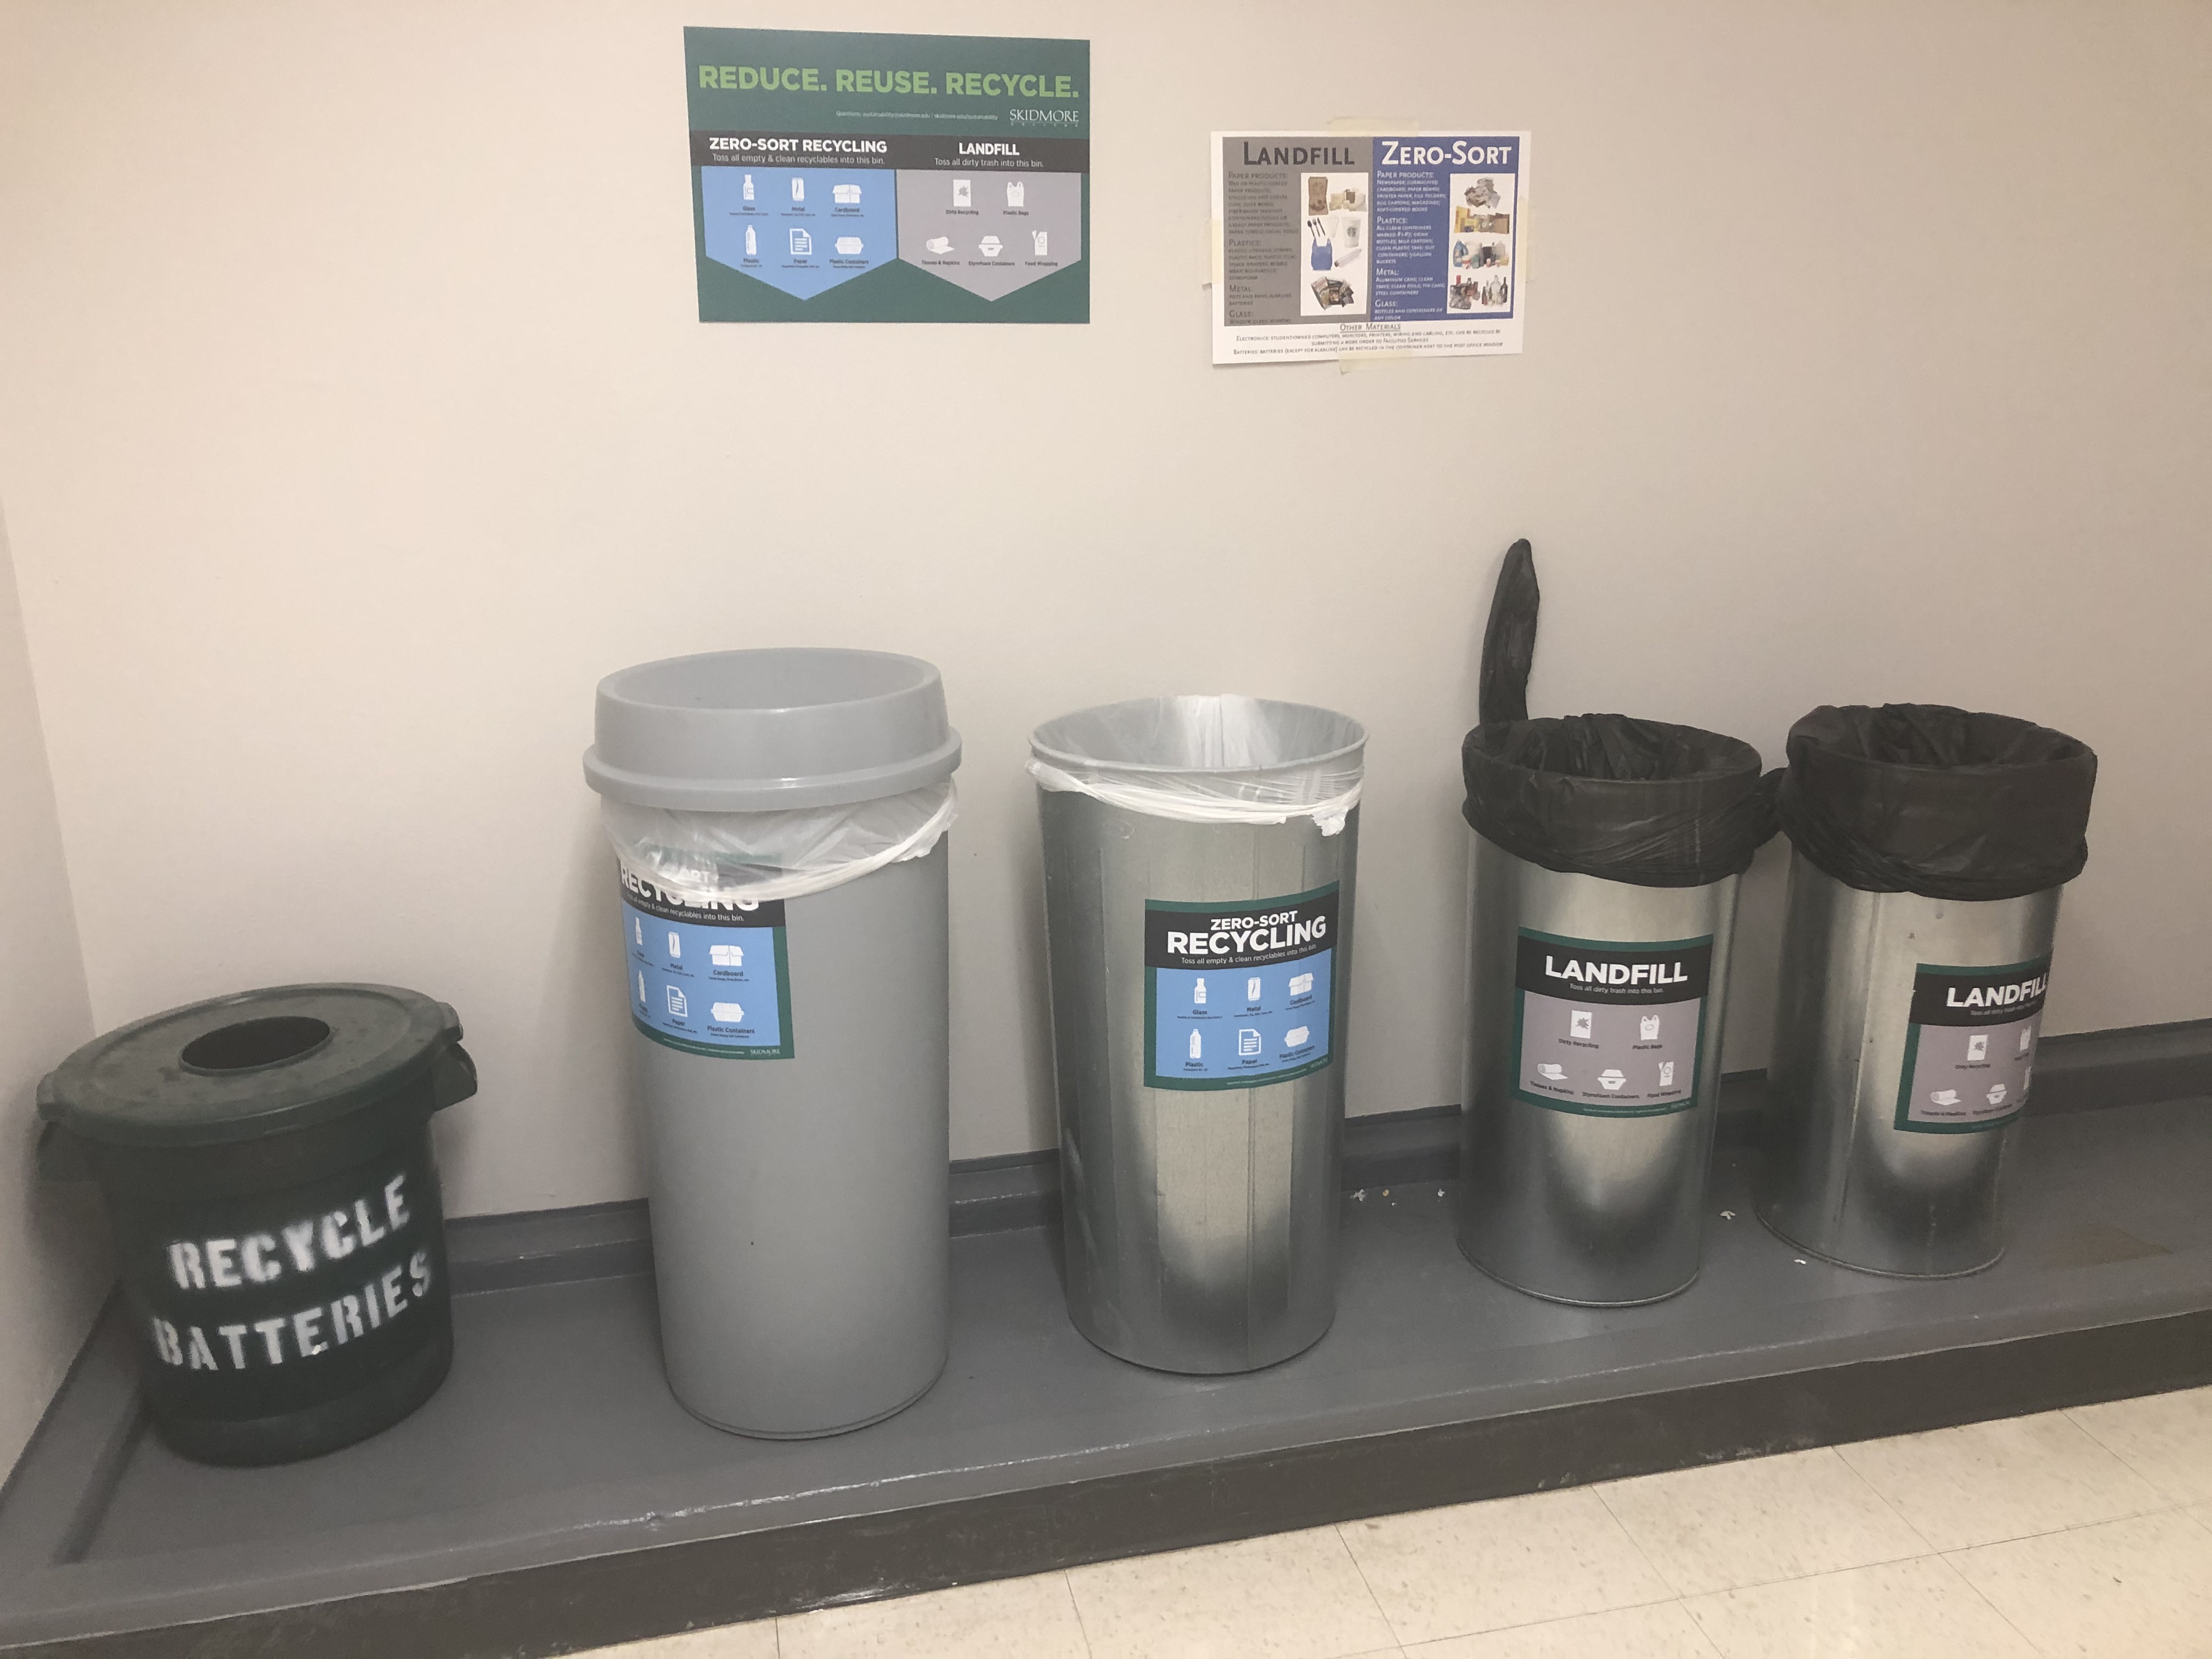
[
  {"left": 621, "top": 871, "right": 794, "bottom": 1059},
  {"left": 1894, "top": 958, "right": 2049, "bottom": 1132},
  {"left": 1513, "top": 930, "right": 1711, "bottom": 1115},
  {"left": 1212, "top": 131, "right": 1529, "bottom": 365},
  {"left": 687, "top": 26, "right": 1089, "bottom": 323},
  {"left": 1144, "top": 887, "right": 1339, "bottom": 1091}
]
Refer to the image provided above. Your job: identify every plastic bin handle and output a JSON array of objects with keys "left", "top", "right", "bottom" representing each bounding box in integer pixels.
[
  {"left": 36, "top": 1120, "right": 95, "bottom": 1183},
  {"left": 428, "top": 1043, "right": 478, "bottom": 1113}
]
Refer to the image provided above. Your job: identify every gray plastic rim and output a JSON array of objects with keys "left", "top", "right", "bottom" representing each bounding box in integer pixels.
[{"left": 583, "top": 648, "right": 963, "bottom": 812}]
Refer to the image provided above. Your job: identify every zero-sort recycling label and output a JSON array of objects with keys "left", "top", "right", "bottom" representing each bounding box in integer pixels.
[
  {"left": 1145, "top": 885, "right": 1338, "bottom": 1091},
  {"left": 1894, "top": 957, "right": 2049, "bottom": 1133},
  {"left": 621, "top": 870, "right": 794, "bottom": 1059},
  {"left": 1513, "top": 929, "right": 1713, "bottom": 1115}
]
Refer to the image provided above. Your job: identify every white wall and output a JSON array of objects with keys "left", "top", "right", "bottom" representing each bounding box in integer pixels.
[
  {"left": 1, "top": 0, "right": 2207, "bottom": 1221},
  {"left": 0, "top": 506, "right": 107, "bottom": 1475}
]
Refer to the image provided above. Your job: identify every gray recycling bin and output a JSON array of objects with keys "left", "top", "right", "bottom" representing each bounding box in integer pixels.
[
  {"left": 1031, "top": 695, "right": 1365, "bottom": 1374},
  {"left": 584, "top": 648, "right": 961, "bottom": 1436},
  {"left": 1455, "top": 718, "right": 1771, "bottom": 1305},
  {"left": 1758, "top": 704, "right": 2097, "bottom": 1277}
]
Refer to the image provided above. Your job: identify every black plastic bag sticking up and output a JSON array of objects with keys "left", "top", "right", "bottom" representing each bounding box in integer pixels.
[
  {"left": 1778, "top": 704, "right": 2096, "bottom": 901},
  {"left": 1462, "top": 541, "right": 1778, "bottom": 888}
]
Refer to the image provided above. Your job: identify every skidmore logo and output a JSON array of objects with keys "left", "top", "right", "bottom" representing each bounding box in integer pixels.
[{"left": 1009, "top": 106, "right": 1081, "bottom": 126}]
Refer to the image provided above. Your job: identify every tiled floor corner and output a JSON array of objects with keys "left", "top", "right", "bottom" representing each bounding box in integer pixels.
[{"left": 579, "top": 1383, "right": 2212, "bottom": 1659}]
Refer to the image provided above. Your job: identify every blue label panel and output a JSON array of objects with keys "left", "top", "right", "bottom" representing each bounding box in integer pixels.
[
  {"left": 1143, "top": 886, "right": 1340, "bottom": 1092},
  {"left": 619, "top": 874, "right": 794, "bottom": 1060}
]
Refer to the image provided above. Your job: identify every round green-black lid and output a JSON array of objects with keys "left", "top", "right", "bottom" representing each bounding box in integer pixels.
[{"left": 37, "top": 984, "right": 468, "bottom": 1149}]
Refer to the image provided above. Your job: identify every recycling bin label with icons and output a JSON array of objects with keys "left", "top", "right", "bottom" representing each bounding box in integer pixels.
[
  {"left": 1512, "top": 930, "right": 1712, "bottom": 1116},
  {"left": 620, "top": 870, "right": 794, "bottom": 1059},
  {"left": 1894, "top": 957, "right": 2048, "bottom": 1133},
  {"left": 1144, "top": 885, "right": 1338, "bottom": 1091}
]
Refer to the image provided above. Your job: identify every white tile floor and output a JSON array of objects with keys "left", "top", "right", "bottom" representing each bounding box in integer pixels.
[{"left": 580, "top": 1386, "right": 2212, "bottom": 1659}]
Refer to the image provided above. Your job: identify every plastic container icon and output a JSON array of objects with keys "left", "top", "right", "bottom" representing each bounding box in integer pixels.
[{"left": 584, "top": 648, "right": 961, "bottom": 1436}]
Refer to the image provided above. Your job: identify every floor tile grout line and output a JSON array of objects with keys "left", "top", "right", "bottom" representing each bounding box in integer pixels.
[
  {"left": 1669, "top": 1598, "right": 1730, "bottom": 1659},
  {"left": 1058, "top": 1566, "right": 1097, "bottom": 1659},
  {"left": 2059, "top": 1398, "right": 2204, "bottom": 1508},
  {"left": 1326, "top": 1517, "right": 1406, "bottom": 1655},
  {"left": 1592, "top": 1475, "right": 1699, "bottom": 1601},
  {"left": 1929, "top": 1549, "right": 2065, "bottom": 1659},
  {"left": 1817, "top": 1440, "right": 1943, "bottom": 1559}
]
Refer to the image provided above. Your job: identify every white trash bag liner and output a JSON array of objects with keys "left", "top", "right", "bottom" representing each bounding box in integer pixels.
[
  {"left": 602, "top": 780, "right": 957, "bottom": 905},
  {"left": 1029, "top": 695, "right": 1366, "bottom": 834}
]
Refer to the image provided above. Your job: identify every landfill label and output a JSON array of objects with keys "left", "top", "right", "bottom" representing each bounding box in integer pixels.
[
  {"left": 1512, "top": 930, "right": 1711, "bottom": 1115},
  {"left": 1211, "top": 130, "right": 1529, "bottom": 364},
  {"left": 687, "top": 26, "right": 1088, "bottom": 323},
  {"left": 1144, "top": 886, "right": 1339, "bottom": 1091},
  {"left": 1894, "top": 957, "right": 2049, "bottom": 1132},
  {"left": 620, "top": 870, "right": 794, "bottom": 1059}
]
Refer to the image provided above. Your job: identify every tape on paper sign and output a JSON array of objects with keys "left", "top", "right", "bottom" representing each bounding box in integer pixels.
[
  {"left": 620, "top": 871, "right": 794, "bottom": 1059},
  {"left": 1512, "top": 930, "right": 1712, "bottom": 1115},
  {"left": 1144, "top": 886, "right": 1338, "bottom": 1091},
  {"left": 1894, "top": 957, "right": 2049, "bottom": 1132}
]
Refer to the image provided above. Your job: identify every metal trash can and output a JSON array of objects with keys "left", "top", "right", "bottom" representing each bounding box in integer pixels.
[
  {"left": 1758, "top": 704, "right": 2097, "bottom": 1277},
  {"left": 37, "top": 985, "right": 477, "bottom": 1465},
  {"left": 1454, "top": 542, "right": 1776, "bottom": 1304},
  {"left": 584, "top": 648, "right": 961, "bottom": 1435},
  {"left": 1031, "top": 694, "right": 1365, "bottom": 1374}
]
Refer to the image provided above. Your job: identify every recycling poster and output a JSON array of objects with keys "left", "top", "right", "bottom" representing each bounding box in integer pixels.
[
  {"left": 686, "top": 26, "right": 1090, "bottom": 324},
  {"left": 1211, "top": 131, "right": 1531, "bottom": 364}
]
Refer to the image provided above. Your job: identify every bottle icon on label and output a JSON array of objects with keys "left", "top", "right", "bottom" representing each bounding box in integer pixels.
[
  {"left": 1192, "top": 978, "right": 1207, "bottom": 1006},
  {"left": 952, "top": 178, "right": 972, "bottom": 207},
  {"left": 1285, "top": 1026, "right": 1310, "bottom": 1047},
  {"left": 634, "top": 918, "right": 643, "bottom": 947},
  {"left": 1188, "top": 1029, "right": 1203, "bottom": 1061},
  {"left": 667, "top": 932, "right": 682, "bottom": 960},
  {"left": 1659, "top": 1060, "right": 1676, "bottom": 1088},
  {"left": 1570, "top": 1009, "right": 1594, "bottom": 1040},
  {"left": 742, "top": 174, "right": 755, "bottom": 201},
  {"left": 744, "top": 224, "right": 757, "bottom": 258},
  {"left": 1967, "top": 1032, "right": 1989, "bottom": 1062},
  {"left": 665, "top": 987, "right": 688, "bottom": 1018},
  {"left": 1640, "top": 1014, "right": 1661, "bottom": 1040},
  {"left": 1247, "top": 977, "right": 1262, "bottom": 1002},
  {"left": 1238, "top": 1029, "right": 1262, "bottom": 1058}
]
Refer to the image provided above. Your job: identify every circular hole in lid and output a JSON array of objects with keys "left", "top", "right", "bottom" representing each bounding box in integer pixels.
[{"left": 180, "top": 1015, "right": 333, "bottom": 1074}]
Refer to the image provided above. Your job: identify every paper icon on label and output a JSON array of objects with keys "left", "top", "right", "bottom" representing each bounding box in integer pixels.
[
  {"left": 665, "top": 987, "right": 688, "bottom": 1018},
  {"left": 667, "top": 932, "right": 682, "bottom": 959},
  {"left": 1598, "top": 1069, "right": 1627, "bottom": 1091},
  {"left": 711, "top": 1002, "right": 743, "bottom": 1023},
  {"left": 924, "top": 236, "right": 953, "bottom": 255},
  {"left": 1640, "top": 1015, "right": 1661, "bottom": 1040},
  {"left": 1285, "top": 1026, "right": 1310, "bottom": 1047},
  {"left": 1570, "top": 1009, "right": 1594, "bottom": 1040},
  {"left": 1966, "top": 1032, "right": 1989, "bottom": 1062},
  {"left": 710, "top": 943, "right": 743, "bottom": 968},
  {"left": 1006, "top": 180, "right": 1025, "bottom": 207},
  {"left": 1188, "top": 1029, "right": 1203, "bottom": 1060},
  {"left": 832, "top": 183, "right": 861, "bottom": 204},
  {"left": 788, "top": 228, "right": 812, "bottom": 256},
  {"left": 1931, "top": 1088, "right": 1962, "bottom": 1107},
  {"left": 952, "top": 178, "right": 972, "bottom": 206},
  {"left": 1986, "top": 1082, "right": 2010, "bottom": 1107},
  {"left": 1659, "top": 1060, "right": 1676, "bottom": 1087},
  {"left": 979, "top": 235, "right": 1004, "bottom": 257},
  {"left": 1537, "top": 1063, "right": 1568, "bottom": 1082},
  {"left": 1238, "top": 1028, "right": 1262, "bottom": 1058},
  {"left": 834, "top": 236, "right": 863, "bottom": 255},
  {"left": 1290, "top": 973, "right": 1314, "bottom": 997},
  {"left": 1247, "top": 977, "right": 1262, "bottom": 1002}
]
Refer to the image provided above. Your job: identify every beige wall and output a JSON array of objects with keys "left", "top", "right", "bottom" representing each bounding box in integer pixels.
[
  {"left": 0, "top": 507, "right": 107, "bottom": 1475},
  {"left": 1, "top": 0, "right": 2207, "bottom": 1224}
]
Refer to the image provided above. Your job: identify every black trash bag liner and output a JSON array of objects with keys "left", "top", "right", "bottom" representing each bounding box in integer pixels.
[
  {"left": 1463, "top": 717, "right": 1777, "bottom": 887},
  {"left": 1778, "top": 704, "right": 2096, "bottom": 901},
  {"left": 1461, "top": 538, "right": 1778, "bottom": 888}
]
